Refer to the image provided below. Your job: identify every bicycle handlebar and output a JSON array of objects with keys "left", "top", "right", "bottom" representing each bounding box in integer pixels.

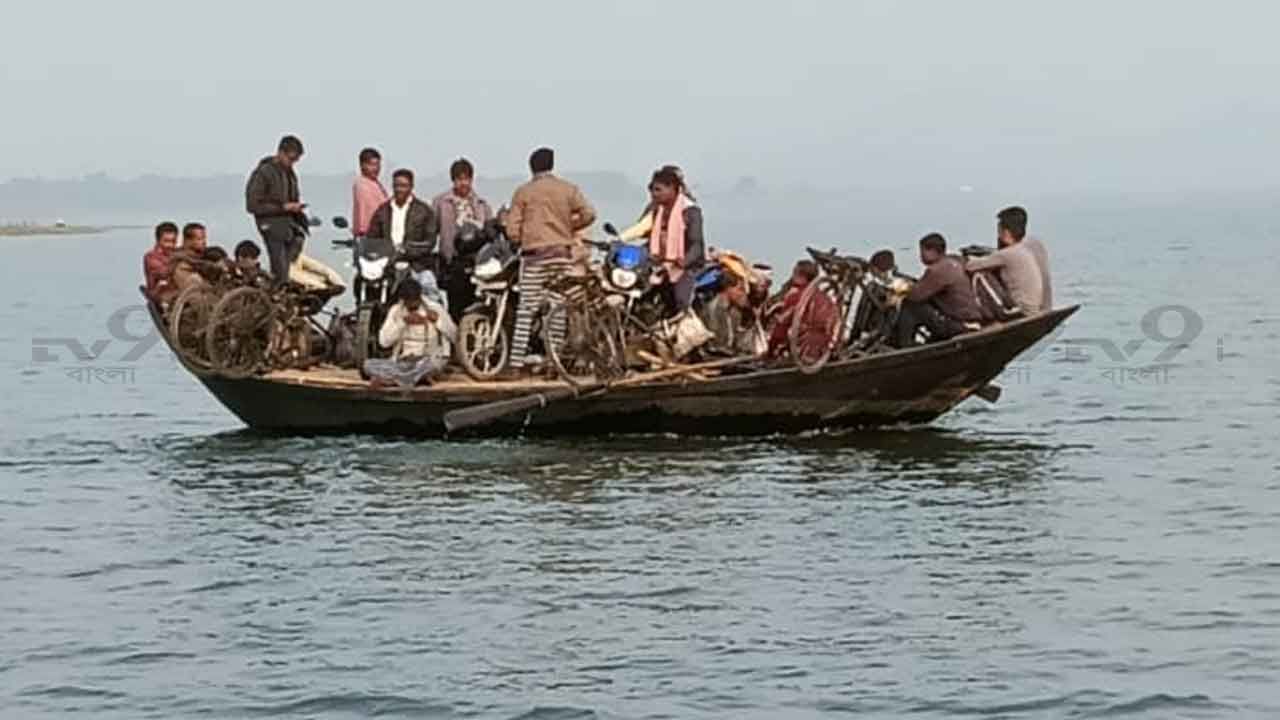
[{"left": 805, "top": 246, "right": 867, "bottom": 271}]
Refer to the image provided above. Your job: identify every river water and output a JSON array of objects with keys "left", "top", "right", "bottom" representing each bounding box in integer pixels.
[{"left": 2, "top": 196, "right": 1278, "bottom": 718}]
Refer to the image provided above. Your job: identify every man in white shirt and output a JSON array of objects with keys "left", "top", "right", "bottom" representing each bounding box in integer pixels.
[
  {"left": 362, "top": 278, "right": 455, "bottom": 388},
  {"left": 390, "top": 194, "right": 410, "bottom": 247}
]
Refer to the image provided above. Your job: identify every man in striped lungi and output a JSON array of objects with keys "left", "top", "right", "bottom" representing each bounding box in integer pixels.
[{"left": 503, "top": 147, "right": 596, "bottom": 372}]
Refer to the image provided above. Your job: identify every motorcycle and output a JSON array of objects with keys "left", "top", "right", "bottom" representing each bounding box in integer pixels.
[
  {"left": 592, "top": 224, "right": 662, "bottom": 330},
  {"left": 330, "top": 216, "right": 414, "bottom": 368},
  {"left": 595, "top": 224, "right": 766, "bottom": 364},
  {"left": 455, "top": 222, "right": 520, "bottom": 379}
]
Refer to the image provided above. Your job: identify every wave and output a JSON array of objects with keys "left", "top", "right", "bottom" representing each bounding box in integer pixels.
[
  {"left": 18, "top": 684, "right": 127, "bottom": 699},
  {"left": 1088, "top": 692, "right": 1227, "bottom": 716},
  {"left": 908, "top": 690, "right": 1228, "bottom": 717},
  {"left": 235, "top": 693, "right": 452, "bottom": 717}
]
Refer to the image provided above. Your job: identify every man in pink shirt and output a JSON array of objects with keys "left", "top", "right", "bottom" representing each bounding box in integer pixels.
[{"left": 351, "top": 147, "right": 388, "bottom": 237}]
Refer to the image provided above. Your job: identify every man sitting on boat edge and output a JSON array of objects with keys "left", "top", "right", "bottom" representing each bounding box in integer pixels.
[
  {"left": 169, "top": 222, "right": 212, "bottom": 294},
  {"left": 893, "top": 233, "right": 983, "bottom": 348},
  {"left": 142, "top": 221, "right": 180, "bottom": 306},
  {"left": 966, "top": 205, "right": 1053, "bottom": 315}
]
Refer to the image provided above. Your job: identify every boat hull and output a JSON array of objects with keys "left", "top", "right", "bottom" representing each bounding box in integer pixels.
[{"left": 153, "top": 300, "right": 1077, "bottom": 437}]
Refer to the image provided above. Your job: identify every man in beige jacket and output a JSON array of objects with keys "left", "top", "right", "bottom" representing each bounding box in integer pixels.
[{"left": 504, "top": 147, "right": 596, "bottom": 371}]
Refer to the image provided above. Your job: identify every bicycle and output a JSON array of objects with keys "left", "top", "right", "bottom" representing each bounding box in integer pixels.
[
  {"left": 539, "top": 271, "right": 627, "bottom": 386},
  {"left": 204, "top": 282, "right": 342, "bottom": 378},
  {"left": 787, "top": 247, "right": 875, "bottom": 374},
  {"left": 167, "top": 259, "right": 242, "bottom": 370}
]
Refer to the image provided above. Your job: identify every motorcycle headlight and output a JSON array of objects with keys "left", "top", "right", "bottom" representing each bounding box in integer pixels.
[
  {"left": 610, "top": 267, "right": 638, "bottom": 290},
  {"left": 360, "top": 257, "right": 389, "bottom": 281},
  {"left": 473, "top": 258, "right": 502, "bottom": 279}
]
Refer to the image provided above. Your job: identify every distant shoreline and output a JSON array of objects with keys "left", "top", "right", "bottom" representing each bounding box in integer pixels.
[{"left": 0, "top": 224, "right": 145, "bottom": 237}]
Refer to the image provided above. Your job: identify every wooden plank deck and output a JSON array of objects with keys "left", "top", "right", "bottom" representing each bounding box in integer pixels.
[{"left": 264, "top": 365, "right": 578, "bottom": 392}]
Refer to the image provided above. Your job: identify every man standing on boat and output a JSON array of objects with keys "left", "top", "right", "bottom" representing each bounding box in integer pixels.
[
  {"left": 894, "top": 233, "right": 983, "bottom": 347},
  {"left": 965, "top": 206, "right": 1053, "bottom": 314},
  {"left": 433, "top": 158, "right": 493, "bottom": 320},
  {"left": 503, "top": 147, "right": 597, "bottom": 371},
  {"left": 351, "top": 147, "right": 388, "bottom": 239},
  {"left": 367, "top": 169, "right": 443, "bottom": 303},
  {"left": 245, "top": 135, "right": 307, "bottom": 286}
]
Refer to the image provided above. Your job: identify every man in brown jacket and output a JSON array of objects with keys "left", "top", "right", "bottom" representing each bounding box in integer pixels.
[{"left": 504, "top": 147, "right": 597, "bottom": 371}]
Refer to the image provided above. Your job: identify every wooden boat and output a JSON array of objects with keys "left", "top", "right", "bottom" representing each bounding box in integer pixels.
[{"left": 146, "top": 297, "right": 1077, "bottom": 436}]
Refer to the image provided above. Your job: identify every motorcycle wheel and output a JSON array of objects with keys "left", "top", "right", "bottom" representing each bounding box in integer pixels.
[
  {"left": 457, "top": 312, "right": 510, "bottom": 380},
  {"left": 354, "top": 306, "right": 373, "bottom": 370},
  {"left": 206, "top": 286, "right": 274, "bottom": 379},
  {"left": 168, "top": 284, "right": 218, "bottom": 370},
  {"left": 788, "top": 277, "right": 842, "bottom": 375}
]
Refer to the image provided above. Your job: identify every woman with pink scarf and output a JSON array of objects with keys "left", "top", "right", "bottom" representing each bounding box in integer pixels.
[{"left": 623, "top": 166, "right": 706, "bottom": 311}]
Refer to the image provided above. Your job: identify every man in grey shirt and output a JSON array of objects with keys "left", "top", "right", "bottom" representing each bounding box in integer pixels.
[{"left": 966, "top": 206, "right": 1052, "bottom": 314}]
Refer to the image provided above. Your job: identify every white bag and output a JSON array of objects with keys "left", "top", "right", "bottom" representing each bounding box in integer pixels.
[{"left": 665, "top": 310, "right": 714, "bottom": 360}]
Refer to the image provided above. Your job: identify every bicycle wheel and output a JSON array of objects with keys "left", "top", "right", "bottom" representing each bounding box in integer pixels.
[
  {"left": 206, "top": 286, "right": 273, "bottom": 378},
  {"left": 544, "top": 300, "right": 622, "bottom": 384},
  {"left": 168, "top": 284, "right": 218, "bottom": 370},
  {"left": 788, "top": 277, "right": 842, "bottom": 374}
]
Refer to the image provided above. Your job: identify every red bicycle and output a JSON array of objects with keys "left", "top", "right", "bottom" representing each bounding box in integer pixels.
[{"left": 787, "top": 247, "right": 901, "bottom": 374}]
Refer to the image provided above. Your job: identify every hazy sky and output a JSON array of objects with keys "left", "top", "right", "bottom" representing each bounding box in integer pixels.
[{"left": 3, "top": 1, "right": 1277, "bottom": 193}]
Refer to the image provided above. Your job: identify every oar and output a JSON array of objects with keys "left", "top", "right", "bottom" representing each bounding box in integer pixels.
[{"left": 443, "top": 356, "right": 755, "bottom": 433}]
